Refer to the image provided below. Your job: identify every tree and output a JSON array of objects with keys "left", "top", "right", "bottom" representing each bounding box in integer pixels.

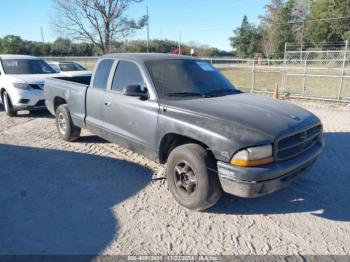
[
  {"left": 229, "top": 16, "right": 261, "bottom": 58},
  {"left": 0, "top": 35, "right": 25, "bottom": 54},
  {"left": 51, "top": 37, "right": 73, "bottom": 56},
  {"left": 52, "top": 0, "right": 147, "bottom": 54},
  {"left": 305, "top": 0, "right": 350, "bottom": 45},
  {"left": 290, "top": 0, "right": 312, "bottom": 45},
  {"left": 259, "top": 0, "right": 295, "bottom": 58}
]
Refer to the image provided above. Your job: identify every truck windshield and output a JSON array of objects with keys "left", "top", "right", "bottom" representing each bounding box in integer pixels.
[
  {"left": 146, "top": 59, "right": 240, "bottom": 98},
  {"left": 1, "top": 59, "right": 56, "bottom": 75}
]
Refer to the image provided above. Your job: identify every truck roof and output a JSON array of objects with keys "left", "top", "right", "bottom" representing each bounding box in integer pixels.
[
  {"left": 102, "top": 53, "right": 197, "bottom": 63},
  {"left": 0, "top": 54, "right": 40, "bottom": 60}
]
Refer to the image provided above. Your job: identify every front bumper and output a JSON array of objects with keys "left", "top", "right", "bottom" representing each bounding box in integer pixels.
[
  {"left": 217, "top": 140, "right": 324, "bottom": 198},
  {"left": 10, "top": 89, "right": 46, "bottom": 110}
]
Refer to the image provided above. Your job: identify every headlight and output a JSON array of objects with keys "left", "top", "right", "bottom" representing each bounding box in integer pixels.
[
  {"left": 13, "top": 83, "right": 32, "bottom": 90},
  {"left": 231, "top": 144, "right": 273, "bottom": 167}
]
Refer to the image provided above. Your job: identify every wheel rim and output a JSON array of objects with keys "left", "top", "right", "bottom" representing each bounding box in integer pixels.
[
  {"left": 174, "top": 161, "right": 197, "bottom": 196},
  {"left": 57, "top": 112, "right": 67, "bottom": 134}
]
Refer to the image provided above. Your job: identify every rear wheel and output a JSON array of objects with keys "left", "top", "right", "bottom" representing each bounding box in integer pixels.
[
  {"left": 2, "top": 91, "right": 17, "bottom": 117},
  {"left": 167, "top": 143, "right": 222, "bottom": 211},
  {"left": 56, "top": 104, "right": 81, "bottom": 141}
]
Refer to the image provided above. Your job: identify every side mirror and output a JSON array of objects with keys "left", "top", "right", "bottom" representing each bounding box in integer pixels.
[{"left": 123, "top": 85, "right": 149, "bottom": 99}]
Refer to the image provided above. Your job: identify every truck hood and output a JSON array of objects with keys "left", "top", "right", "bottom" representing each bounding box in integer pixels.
[
  {"left": 164, "top": 93, "right": 320, "bottom": 141},
  {"left": 7, "top": 74, "right": 60, "bottom": 84}
]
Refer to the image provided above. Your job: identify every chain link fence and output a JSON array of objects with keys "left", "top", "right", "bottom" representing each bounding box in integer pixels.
[
  {"left": 216, "top": 41, "right": 350, "bottom": 102},
  {"left": 42, "top": 42, "right": 350, "bottom": 102},
  {"left": 281, "top": 47, "right": 350, "bottom": 101}
]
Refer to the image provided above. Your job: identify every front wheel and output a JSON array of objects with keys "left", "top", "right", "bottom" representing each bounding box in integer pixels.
[
  {"left": 2, "top": 91, "right": 17, "bottom": 117},
  {"left": 56, "top": 104, "right": 81, "bottom": 142},
  {"left": 167, "top": 143, "right": 222, "bottom": 211}
]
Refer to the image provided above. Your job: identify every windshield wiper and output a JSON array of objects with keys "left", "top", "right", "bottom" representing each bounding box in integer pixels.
[
  {"left": 167, "top": 92, "right": 204, "bottom": 97},
  {"left": 204, "top": 88, "right": 240, "bottom": 97}
]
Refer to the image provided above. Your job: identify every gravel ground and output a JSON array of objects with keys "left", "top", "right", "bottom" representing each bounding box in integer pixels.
[{"left": 0, "top": 100, "right": 349, "bottom": 255}]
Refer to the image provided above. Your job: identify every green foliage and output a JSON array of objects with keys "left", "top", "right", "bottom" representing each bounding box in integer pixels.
[
  {"left": 259, "top": 0, "right": 295, "bottom": 58},
  {"left": 0, "top": 35, "right": 95, "bottom": 56},
  {"left": 1, "top": 35, "right": 25, "bottom": 54},
  {"left": 229, "top": 16, "right": 261, "bottom": 58},
  {"left": 0, "top": 36, "right": 231, "bottom": 57},
  {"left": 232, "top": 0, "right": 350, "bottom": 58},
  {"left": 305, "top": 0, "right": 350, "bottom": 46}
]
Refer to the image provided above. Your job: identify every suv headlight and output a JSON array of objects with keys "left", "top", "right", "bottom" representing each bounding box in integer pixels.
[
  {"left": 231, "top": 144, "right": 273, "bottom": 167},
  {"left": 13, "top": 83, "right": 32, "bottom": 90}
]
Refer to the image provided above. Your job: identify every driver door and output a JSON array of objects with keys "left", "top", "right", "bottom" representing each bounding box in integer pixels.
[{"left": 103, "top": 60, "right": 159, "bottom": 157}]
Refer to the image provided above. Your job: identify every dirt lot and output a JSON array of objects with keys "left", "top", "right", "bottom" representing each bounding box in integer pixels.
[{"left": 0, "top": 100, "right": 350, "bottom": 255}]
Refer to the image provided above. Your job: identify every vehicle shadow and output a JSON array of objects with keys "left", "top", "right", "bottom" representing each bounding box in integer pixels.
[
  {"left": 76, "top": 135, "right": 108, "bottom": 144},
  {"left": 20, "top": 109, "right": 54, "bottom": 119},
  {"left": 28, "top": 109, "right": 54, "bottom": 118},
  {"left": 0, "top": 107, "right": 54, "bottom": 119},
  {"left": 0, "top": 144, "right": 151, "bottom": 255},
  {"left": 208, "top": 132, "right": 350, "bottom": 222}
]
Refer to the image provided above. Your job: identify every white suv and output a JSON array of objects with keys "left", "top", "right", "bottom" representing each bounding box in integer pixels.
[{"left": 0, "top": 55, "right": 59, "bottom": 116}]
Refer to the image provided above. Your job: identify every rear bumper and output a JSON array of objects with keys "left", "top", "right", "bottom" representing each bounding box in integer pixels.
[{"left": 217, "top": 140, "right": 324, "bottom": 198}]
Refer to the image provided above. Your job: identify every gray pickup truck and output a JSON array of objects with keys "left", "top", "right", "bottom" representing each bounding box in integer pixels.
[{"left": 45, "top": 53, "right": 324, "bottom": 211}]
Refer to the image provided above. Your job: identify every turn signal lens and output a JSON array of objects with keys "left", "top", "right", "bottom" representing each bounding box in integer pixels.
[{"left": 231, "top": 157, "right": 274, "bottom": 167}]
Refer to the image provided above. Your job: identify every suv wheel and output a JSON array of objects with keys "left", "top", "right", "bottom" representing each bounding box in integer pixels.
[
  {"left": 2, "top": 91, "right": 17, "bottom": 117},
  {"left": 167, "top": 143, "right": 222, "bottom": 211},
  {"left": 56, "top": 104, "right": 81, "bottom": 141}
]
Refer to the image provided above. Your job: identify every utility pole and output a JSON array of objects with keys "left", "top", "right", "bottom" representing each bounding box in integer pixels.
[
  {"left": 300, "top": 20, "right": 305, "bottom": 63},
  {"left": 40, "top": 27, "right": 45, "bottom": 43},
  {"left": 178, "top": 31, "right": 181, "bottom": 55},
  {"left": 146, "top": 6, "right": 150, "bottom": 53}
]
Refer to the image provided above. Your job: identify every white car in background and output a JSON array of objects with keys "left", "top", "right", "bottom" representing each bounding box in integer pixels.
[
  {"left": 0, "top": 55, "right": 59, "bottom": 116},
  {"left": 48, "top": 62, "right": 91, "bottom": 77}
]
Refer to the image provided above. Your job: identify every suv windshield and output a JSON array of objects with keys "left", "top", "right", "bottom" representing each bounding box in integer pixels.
[
  {"left": 146, "top": 59, "right": 240, "bottom": 98},
  {"left": 1, "top": 59, "right": 56, "bottom": 75},
  {"left": 59, "top": 63, "right": 86, "bottom": 72}
]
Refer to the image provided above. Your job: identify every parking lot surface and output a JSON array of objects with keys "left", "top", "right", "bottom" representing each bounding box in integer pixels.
[{"left": 0, "top": 100, "right": 349, "bottom": 255}]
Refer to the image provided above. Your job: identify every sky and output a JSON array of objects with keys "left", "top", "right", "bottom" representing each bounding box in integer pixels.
[{"left": 0, "top": 0, "right": 269, "bottom": 51}]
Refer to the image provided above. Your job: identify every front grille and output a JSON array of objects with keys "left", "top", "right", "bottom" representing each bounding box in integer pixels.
[{"left": 276, "top": 124, "right": 322, "bottom": 161}]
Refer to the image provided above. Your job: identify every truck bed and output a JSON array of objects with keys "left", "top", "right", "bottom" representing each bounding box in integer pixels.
[
  {"left": 44, "top": 76, "right": 91, "bottom": 127},
  {"left": 54, "top": 75, "right": 91, "bottom": 85}
]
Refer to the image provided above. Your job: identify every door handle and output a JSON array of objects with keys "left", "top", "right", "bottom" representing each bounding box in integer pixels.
[{"left": 104, "top": 101, "right": 112, "bottom": 107}]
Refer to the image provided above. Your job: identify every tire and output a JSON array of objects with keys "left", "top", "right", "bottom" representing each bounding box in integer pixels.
[
  {"left": 167, "top": 143, "right": 222, "bottom": 211},
  {"left": 2, "top": 91, "right": 17, "bottom": 117},
  {"left": 56, "top": 104, "right": 81, "bottom": 142}
]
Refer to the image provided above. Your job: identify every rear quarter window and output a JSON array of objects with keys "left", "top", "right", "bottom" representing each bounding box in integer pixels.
[{"left": 93, "top": 59, "right": 114, "bottom": 90}]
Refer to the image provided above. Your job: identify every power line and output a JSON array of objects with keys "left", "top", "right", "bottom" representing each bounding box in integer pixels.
[
  {"left": 283, "top": 15, "right": 350, "bottom": 25},
  {"left": 161, "top": 15, "right": 350, "bottom": 34}
]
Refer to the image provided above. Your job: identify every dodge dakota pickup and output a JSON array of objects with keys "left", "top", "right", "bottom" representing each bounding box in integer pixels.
[{"left": 44, "top": 54, "right": 324, "bottom": 211}]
